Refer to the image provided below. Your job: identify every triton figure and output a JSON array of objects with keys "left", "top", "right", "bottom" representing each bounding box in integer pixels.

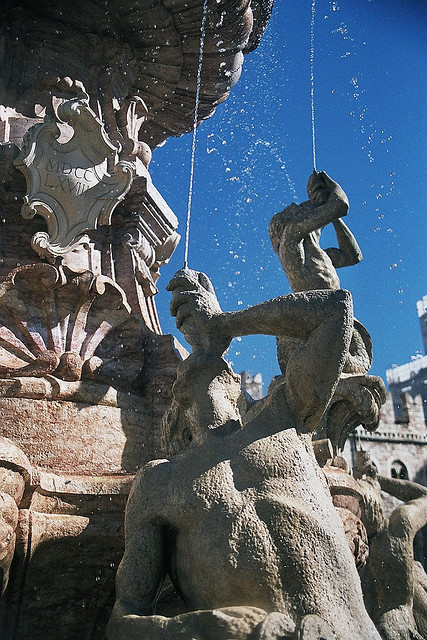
[{"left": 108, "top": 268, "right": 381, "bottom": 640}]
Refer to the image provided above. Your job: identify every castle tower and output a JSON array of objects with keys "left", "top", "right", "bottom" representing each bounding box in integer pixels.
[{"left": 417, "top": 295, "right": 427, "bottom": 355}]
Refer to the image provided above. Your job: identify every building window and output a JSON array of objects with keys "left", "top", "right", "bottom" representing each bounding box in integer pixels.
[{"left": 390, "top": 460, "right": 409, "bottom": 480}]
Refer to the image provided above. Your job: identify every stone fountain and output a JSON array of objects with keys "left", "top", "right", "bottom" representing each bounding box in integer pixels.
[
  {"left": 0, "top": 2, "right": 273, "bottom": 638},
  {"left": 0, "top": 2, "right": 425, "bottom": 640}
]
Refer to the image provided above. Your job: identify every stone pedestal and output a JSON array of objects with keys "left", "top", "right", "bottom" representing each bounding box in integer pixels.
[
  {"left": 0, "top": 344, "right": 185, "bottom": 639},
  {"left": 0, "top": 103, "right": 186, "bottom": 639}
]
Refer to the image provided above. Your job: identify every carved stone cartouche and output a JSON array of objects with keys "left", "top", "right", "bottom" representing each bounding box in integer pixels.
[{"left": 13, "top": 94, "right": 133, "bottom": 262}]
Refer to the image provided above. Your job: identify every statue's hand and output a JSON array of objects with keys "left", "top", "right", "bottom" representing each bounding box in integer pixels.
[
  {"left": 249, "top": 612, "right": 335, "bottom": 640},
  {"left": 249, "top": 611, "right": 295, "bottom": 639},
  {"left": 167, "top": 268, "right": 231, "bottom": 352},
  {"left": 307, "top": 171, "right": 347, "bottom": 208}
]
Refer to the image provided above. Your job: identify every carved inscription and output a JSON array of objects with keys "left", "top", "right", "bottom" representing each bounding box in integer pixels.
[
  {"left": 43, "top": 159, "right": 100, "bottom": 196},
  {"left": 14, "top": 96, "right": 133, "bottom": 259}
]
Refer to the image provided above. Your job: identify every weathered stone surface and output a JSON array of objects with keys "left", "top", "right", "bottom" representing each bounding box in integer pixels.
[
  {"left": 0, "top": 1, "right": 273, "bottom": 149},
  {"left": 323, "top": 464, "right": 369, "bottom": 568},
  {"left": 0, "top": 360, "right": 169, "bottom": 638},
  {"left": 0, "top": 389, "right": 159, "bottom": 640},
  {"left": 413, "top": 560, "right": 427, "bottom": 639},
  {"left": 355, "top": 456, "right": 427, "bottom": 639},
  {"left": 108, "top": 268, "right": 380, "bottom": 640},
  {"left": 0, "top": 323, "right": 185, "bottom": 640},
  {"left": 0, "top": 488, "right": 19, "bottom": 593},
  {"left": 3, "top": 498, "right": 127, "bottom": 640},
  {"left": 0, "top": 395, "right": 148, "bottom": 475},
  {"left": 0, "top": 438, "right": 31, "bottom": 600}
]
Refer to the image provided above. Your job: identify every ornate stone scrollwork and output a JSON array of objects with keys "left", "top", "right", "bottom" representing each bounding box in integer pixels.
[{"left": 13, "top": 94, "right": 133, "bottom": 262}]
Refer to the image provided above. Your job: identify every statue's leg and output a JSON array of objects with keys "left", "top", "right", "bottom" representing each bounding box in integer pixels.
[
  {"left": 283, "top": 290, "right": 353, "bottom": 431},
  {"left": 223, "top": 289, "right": 353, "bottom": 433},
  {"left": 276, "top": 335, "right": 304, "bottom": 376}
]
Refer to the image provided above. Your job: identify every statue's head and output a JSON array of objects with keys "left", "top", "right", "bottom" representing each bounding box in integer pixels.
[
  {"left": 354, "top": 450, "right": 378, "bottom": 480},
  {"left": 358, "top": 476, "right": 386, "bottom": 538}
]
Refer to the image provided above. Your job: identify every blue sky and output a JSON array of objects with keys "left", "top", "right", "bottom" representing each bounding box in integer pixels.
[{"left": 150, "top": 0, "right": 426, "bottom": 391}]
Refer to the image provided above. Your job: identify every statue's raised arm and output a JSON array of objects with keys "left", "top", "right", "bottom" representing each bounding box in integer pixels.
[{"left": 167, "top": 268, "right": 353, "bottom": 431}]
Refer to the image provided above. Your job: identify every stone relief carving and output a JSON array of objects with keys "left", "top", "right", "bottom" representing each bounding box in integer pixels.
[
  {"left": 0, "top": 263, "right": 144, "bottom": 385},
  {"left": 13, "top": 94, "right": 133, "bottom": 262},
  {"left": 108, "top": 268, "right": 381, "bottom": 640}
]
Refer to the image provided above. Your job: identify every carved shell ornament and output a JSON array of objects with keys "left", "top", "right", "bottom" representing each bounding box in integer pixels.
[
  {"left": 0, "top": 264, "right": 142, "bottom": 384},
  {"left": 13, "top": 94, "right": 133, "bottom": 263}
]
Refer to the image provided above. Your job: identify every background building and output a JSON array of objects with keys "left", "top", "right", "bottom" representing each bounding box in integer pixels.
[
  {"left": 344, "top": 391, "right": 426, "bottom": 487},
  {"left": 344, "top": 297, "right": 427, "bottom": 567},
  {"left": 344, "top": 296, "right": 427, "bottom": 485},
  {"left": 386, "top": 295, "right": 427, "bottom": 422}
]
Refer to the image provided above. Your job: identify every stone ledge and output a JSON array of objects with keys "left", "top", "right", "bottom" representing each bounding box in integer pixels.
[{"left": 0, "top": 376, "right": 141, "bottom": 408}]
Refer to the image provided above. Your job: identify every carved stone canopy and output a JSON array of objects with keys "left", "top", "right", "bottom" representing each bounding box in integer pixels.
[{"left": 0, "top": 0, "right": 274, "bottom": 148}]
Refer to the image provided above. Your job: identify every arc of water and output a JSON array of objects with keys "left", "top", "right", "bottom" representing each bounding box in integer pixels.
[
  {"left": 310, "top": 0, "right": 317, "bottom": 171},
  {"left": 184, "top": 0, "right": 209, "bottom": 269}
]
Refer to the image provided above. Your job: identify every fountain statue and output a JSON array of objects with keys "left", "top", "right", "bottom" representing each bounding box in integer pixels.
[
  {"left": 1, "top": 1, "right": 424, "bottom": 639},
  {"left": 107, "top": 268, "right": 381, "bottom": 640}
]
